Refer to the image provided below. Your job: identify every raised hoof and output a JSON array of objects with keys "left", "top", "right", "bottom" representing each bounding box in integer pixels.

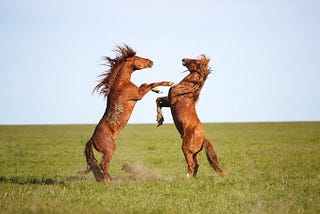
[
  {"left": 156, "top": 115, "right": 164, "bottom": 127},
  {"left": 152, "top": 87, "right": 162, "bottom": 93},
  {"left": 167, "top": 81, "right": 174, "bottom": 86},
  {"left": 157, "top": 120, "right": 164, "bottom": 127}
]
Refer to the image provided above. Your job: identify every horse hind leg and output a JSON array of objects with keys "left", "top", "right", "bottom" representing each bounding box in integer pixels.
[
  {"left": 182, "top": 134, "right": 205, "bottom": 178},
  {"left": 192, "top": 151, "right": 201, "bottom": 177},
  {"left": 182, "top": 145, "right": 197, "bottom": 178},
  {"left": 83, "top": 139, "right": 105, "bottom": 182},
  {"left": 185, "top": 154, "right": 195, "bottom": 178},
  {"left": 99, "top": 142, "right": 116, "bottom": 182}
]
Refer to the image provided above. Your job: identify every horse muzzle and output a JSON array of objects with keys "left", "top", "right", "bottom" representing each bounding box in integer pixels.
[
  {"left": 182, "top": 58, "right": 188, "bottom": 66},
  {"left": 149, "top": 60, "right": 154, "bottom": 68}
]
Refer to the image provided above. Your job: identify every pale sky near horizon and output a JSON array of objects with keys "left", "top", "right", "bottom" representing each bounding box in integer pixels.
[{"left": 1, "top": 0, "right": 320, "bottom": 125}]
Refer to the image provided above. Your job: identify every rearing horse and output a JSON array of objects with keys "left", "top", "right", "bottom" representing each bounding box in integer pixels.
[
  {"left": 156, "top": 55, "right": 225, "bottom": 178},
  {"left": 84, "top": 45, "right": 173, "bottom": 182}
]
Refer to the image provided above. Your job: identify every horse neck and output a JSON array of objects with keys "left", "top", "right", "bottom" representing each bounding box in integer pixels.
[
  {"left": 184, "top": 71, "right": 204, "bottom": 101},
  {"left": 182, "top": 72, "right": 201, "bottom": 85},
  {"left": 115, "top": 63, "right": 134, "bottom": 83}
]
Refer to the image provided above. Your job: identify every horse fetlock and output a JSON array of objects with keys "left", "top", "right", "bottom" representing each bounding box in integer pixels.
[
  {"left": 218, "top": 170, "right": 227, "bottom": 177},
  {"left": 103, "top": 173, "right": 112, "bottom": 183},
  {"left": 152, "top": 87, "right": 162, "bottom": 93},
  {"left": 156, "top": 113, "right": 163, "bottom": 121},
  {"left": 156, "top": 107, "right": 163, "bottom": 125},
  {"left": 77, "top": 166, "right": 91, "bottom": 175},
  {"left": 156, "top": 115, "right": 164, "bottom": 127},
  {"left": 166, "top": 81, "right": 174, "bottom": 86},
  {"left": 193, "top": 164, "right": 199, "bottom": 177},
  {"left": 91, "top": 166, "right": 104, "bottom": 182}
]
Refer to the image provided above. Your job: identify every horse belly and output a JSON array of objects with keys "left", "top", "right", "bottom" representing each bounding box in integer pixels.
[
  {"left": 171, "top": 101, "right": 196, "bottom": 120},
  {"left": 171, "top": 103, "right": 196, "bottom": 135}
]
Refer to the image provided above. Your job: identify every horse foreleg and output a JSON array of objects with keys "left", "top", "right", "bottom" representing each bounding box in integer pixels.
[
  {"left": 156, "top": 96, "right": 170, "bottom": 126},
  {"left": 152, "top": 81, "right": 174, "bottom": 88},
  {"left": 136, "top": 81, "right": 173, "bottom": 100},
  {"left": 149, "top": 81, "right": 174, "bottom": 94}
]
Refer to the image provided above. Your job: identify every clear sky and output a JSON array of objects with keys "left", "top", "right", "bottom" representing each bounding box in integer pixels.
[{"left": 1, "top": 0, "right": 320, "bottom": 124}]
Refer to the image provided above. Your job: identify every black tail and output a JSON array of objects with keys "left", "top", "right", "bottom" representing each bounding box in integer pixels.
[{"left": 203, "top": 138, "right": 226, "bottom": 177}]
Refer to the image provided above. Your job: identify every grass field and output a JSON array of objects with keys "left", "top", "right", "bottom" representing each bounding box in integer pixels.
[{"left": 0, "top": 122, "right": 319, "bottom": 213}]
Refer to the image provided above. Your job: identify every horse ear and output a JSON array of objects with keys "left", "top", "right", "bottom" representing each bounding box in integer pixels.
[{"left": 201, "top": 55, "right": 210, "bottom": 65}]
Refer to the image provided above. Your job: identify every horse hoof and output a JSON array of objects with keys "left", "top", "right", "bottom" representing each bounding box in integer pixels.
[
  {"left": 77, "top": 168, "right": 91, "bottom": 175},
  {"left": 219, "top": 172, "right": 227, "bottom": 177},
  {"left": 152, "top": 87, "right": 162, "bottom": 93}
]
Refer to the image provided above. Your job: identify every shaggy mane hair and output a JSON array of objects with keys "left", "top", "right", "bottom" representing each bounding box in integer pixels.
[
  {"left": 93, "top": 44, "right": 136, "bottom": 97},
  {"left": 183, "top": 55, "right": 211, "bottom": 102}
]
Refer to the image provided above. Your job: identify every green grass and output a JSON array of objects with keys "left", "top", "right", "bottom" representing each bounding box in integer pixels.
[{"left": 0, "top": 122, "right": 319, "bottom": 213}]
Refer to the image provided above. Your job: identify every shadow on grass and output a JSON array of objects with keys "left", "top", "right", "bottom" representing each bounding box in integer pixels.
[{"left": 0, "top": 175, "right": 66, "bottom": 185}]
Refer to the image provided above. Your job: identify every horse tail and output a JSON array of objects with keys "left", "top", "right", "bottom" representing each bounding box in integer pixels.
[
  {"left": 203, "top": 138, "right": 226, "bottom": 177},
  {"left": 79, "top": 139, "right": 104, "bottom": 182},
  {"left": 85, "top": 139, "right": 96, "bottom": 170}
]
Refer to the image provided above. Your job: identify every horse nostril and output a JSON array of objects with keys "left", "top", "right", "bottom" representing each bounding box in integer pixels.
[
  {"left": 149, "top": 61, "right": 153, "bottom": 67},
  {"left": 182, "top": 58, "right": 187, "bottom": 66}
]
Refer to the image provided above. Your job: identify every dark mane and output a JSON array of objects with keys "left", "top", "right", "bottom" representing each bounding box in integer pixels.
[
  {"left": 155, "top": 53, "right": 225, "bottom": 177},
  {"left": 193, "top": 55, "right": 211, "bottom": 102},
  {"left": 93, "top": 44, "right": 136, "bottom": 97},
  {"left": 180, "top": 55, "right": 211, "bottom": 102}
]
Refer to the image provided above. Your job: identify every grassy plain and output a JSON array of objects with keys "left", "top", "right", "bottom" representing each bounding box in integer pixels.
[{"left": 0, "top": 122, "right": 319, "bottom": 213}]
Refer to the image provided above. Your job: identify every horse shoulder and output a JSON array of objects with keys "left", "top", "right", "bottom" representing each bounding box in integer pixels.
[{"left": 118, "top": 82, "right": 146, "bottom": 101}]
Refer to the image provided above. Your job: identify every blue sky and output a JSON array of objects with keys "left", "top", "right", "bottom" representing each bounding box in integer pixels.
[{"left": 1, "top": 0, "right": 320, "bottom": 124}]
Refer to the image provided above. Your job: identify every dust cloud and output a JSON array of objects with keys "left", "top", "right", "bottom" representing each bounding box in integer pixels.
[{"left": 121, "top": 162, "right": 169, "bottom": 181}]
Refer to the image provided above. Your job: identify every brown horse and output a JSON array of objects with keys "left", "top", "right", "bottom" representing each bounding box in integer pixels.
[
  {"left": 156, "top": 55, "right": 225, "bottom": 178},
  {"left": 83, "top": 45, "right": 173, "bottom": 182}
]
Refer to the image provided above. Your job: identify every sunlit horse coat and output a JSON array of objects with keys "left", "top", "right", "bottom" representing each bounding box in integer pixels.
[
  {"left": 156, "top": 55, "right": 225, "bottom": 177},
  {"left": 83, "top": 45, "right": 173, "bottom": 182}
]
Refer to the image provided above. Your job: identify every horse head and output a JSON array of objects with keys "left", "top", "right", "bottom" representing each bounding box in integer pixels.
[
  {"left": 182, "top": 55, "right": 210, "bottom": 74},
  {"left": 180, "top": 55, "right": 211, "bottom": 102},
  {"left": 93, "top": 44, "right": 153, "bottom": 96},
  {"left": 128, "top": 55, "right": 153, "bottom": 71}
]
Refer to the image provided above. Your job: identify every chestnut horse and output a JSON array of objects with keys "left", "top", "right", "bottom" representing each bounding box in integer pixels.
[
  {"left": 83, "top": 45, "right": 173, "bottom": 182},
  {"left": 156, "top": 55, "right": 225, "bottom": 178}
]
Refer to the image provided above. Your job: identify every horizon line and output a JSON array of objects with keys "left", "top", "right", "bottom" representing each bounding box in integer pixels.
[{"left": 1, "top": 120, "right": 319, "bottom": 126}]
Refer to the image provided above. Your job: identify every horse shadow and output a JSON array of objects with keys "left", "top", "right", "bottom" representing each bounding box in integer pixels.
[{"left": 0, "top": 175, "right": 70, "bottom": 185}]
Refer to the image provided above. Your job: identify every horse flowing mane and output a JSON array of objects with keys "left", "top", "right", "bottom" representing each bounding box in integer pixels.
[
  {"left": 187, "top": 55, "right": 211, "bottom": 102},
  {"left": 93, "top": 44, "right": 136, "bottom": 97}
]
